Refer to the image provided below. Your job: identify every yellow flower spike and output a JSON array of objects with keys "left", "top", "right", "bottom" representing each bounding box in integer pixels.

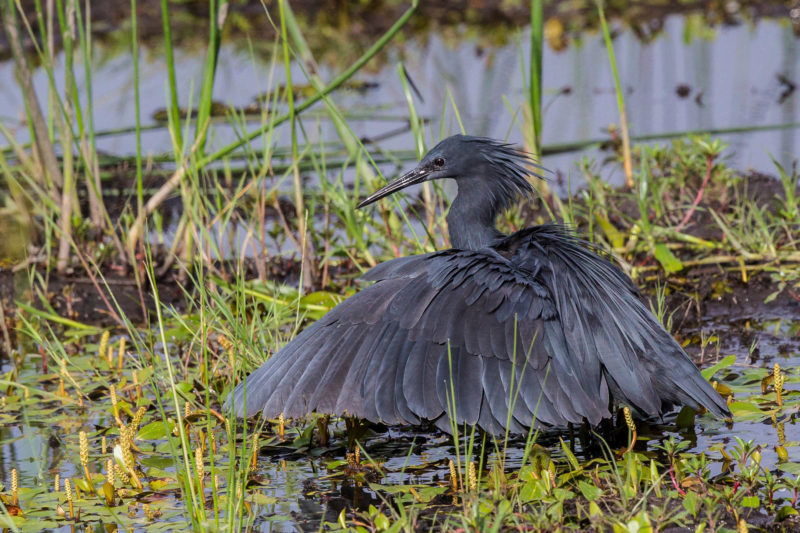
[
  {"left": 778, "top": 422, "right": 786, "bottom": 446},
  {"left": 142, "top": 503, "right": 161, "bottom": 520},
  {"left": 738, "top": 517, "right": 748, "bottom": 533},
  {"left": 131, "top": 406, "right": 147, "bottom": 433},
  {"left": 120, "top": 426, "right": 143, "bottom": 490},
  {"left": 106, "top": 344, "right": 114, "bottom": 367},
  {"left": 195, "top": 447, "right": 204, "bottom": 492},
  {"left": 184, "top": 401, "right": 191, "bottom": 419},
  {"left": 64, "top": 478, "right": 74, "bottom": 519},
  {"left": 11, "top": 468, "right": 17, "bottom": 505},
  {"left": 209, "top": 430, "right": 217, "bottom": 456},
  {"left": 448, "top": 459, "right": 458, "bottom": 492},
  {"left": 354, "top": 445, "right": 360, "bottom": 465},
  {"left": 116, "top": 338, "right": 126, "bottom": 370},
  {"left": 98, "top": 331, "right": 110, "bottom": 364},
  {"left": 54, "top": 473, "right": 60, "bottom": 492},
  {"left": 468, "top": 462, "right": 477, "bottom": 491},
  {"left": 278, "top": 413, "right": 285, "bottom": 439},
  {"left": 109, "top": 384, "right": 122, "bottom": 426},
  {"left": 623, "top": 406, "right": 637, "bottom": 453},
  {"left": 101, "top": 436, "right": 107, "bottom": 455},
  {"left": 114, "top": 464, "right": 130, "bottom": 484},
  {"left": 250, "top": 432, "right": 259, "bottom": 471},
  {"left": 774, "top": 373, "right": 784, "bottom": 408},
  {"left": 106, "top": 458, "right": 115, "bottom": 487},
  {"left": 218, "top": 334, "right": 232, "bottom": 352},
  {"left": 79, "top": 431, "right": 91, "bottom": 483},
  {"left": 132, "top": 369, "right": 142, "bottom": 400},
  {"left": 58, "top": 377, "right": 66, "bottom": 398}
]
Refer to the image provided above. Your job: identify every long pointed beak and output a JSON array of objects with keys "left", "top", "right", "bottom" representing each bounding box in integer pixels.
[{"left": 356, "top": 167, "right": 430, "bottom": 209}]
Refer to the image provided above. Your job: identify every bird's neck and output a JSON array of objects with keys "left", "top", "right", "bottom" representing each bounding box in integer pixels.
[{"left": 446, "top": 182, "right": 505, "bottom": 250}]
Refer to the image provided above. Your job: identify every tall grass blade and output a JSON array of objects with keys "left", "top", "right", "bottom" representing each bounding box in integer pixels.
[
  {"left": 1, "top": 1, "right": 64, "bottom": 203},
  {"left": 195, "top": 0, "right": 227, "bottom": 152},
  {"left": 130, "top": 0, "right": 144, "bottom": 215},
  {"left": 595, "top": 0, "right": 634, "bottom": 187},
  {"left": 160, "top": 0, "right": 183, "bottom": 150},
  {"left": 278, "top": 0, "right": 313, "bottom": 292},
  {"left": 54, "top": 0, "right": 76, "bottom": 273},
  {"left": 203, "top": 0, "right": 418, "bottom": 166},
  {"left": 528, "top": 0, "right": 543, "bottom": 159}
]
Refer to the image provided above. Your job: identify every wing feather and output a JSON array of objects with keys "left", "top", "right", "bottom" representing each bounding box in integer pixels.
[{"left": 227, "top": 223, "right": 729, "bottom": 434}]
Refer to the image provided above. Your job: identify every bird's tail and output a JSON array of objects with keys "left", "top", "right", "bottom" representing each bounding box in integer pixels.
[{"left": 652, "top": 352, "right": 731, "bottom": 419}]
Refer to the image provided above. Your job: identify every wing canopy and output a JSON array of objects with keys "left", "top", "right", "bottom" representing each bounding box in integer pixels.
[{"left": 227, "top": 225, "right": 729, "bottom": 433}]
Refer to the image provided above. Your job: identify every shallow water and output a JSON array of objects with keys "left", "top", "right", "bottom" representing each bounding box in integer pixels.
[
  {"left": 1, "top": 10, "right": 798, "bottom": 263},
  {"left": 0, "top": 13, "right": 797, "bottom": 190}
]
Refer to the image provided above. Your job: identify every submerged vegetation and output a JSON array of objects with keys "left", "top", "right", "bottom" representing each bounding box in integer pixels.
[{"left": 0, "top": 0, "right": 799, "bottom": 531}]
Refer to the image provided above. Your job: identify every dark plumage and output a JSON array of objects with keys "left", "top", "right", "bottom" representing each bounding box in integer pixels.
[{"left": 227, "top": 134, "right": 731, "bottom": 433}]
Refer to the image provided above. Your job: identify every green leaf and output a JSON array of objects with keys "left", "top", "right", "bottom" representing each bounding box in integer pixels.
[
  {"left": 653, "top": 243, "right": 683, "bottom": 274},
  {"left": 595, "top": 214, "right": 624, "bottom": 249},
  {"left": 578, "top": 481, "right": 602, "bottom": 501},
  {"left": 138, "top": 420, "right": 174, "bottom": 440},
  {"left": 102, "top": 481, "right": 116, "bottom": 506},
  {"left": 560, "top": 438, "right": 580, "bottom": 470},
  {"left": 374, "top": 512, "right": 390, "bottom": 530},
  {"left": 777, "top": 506, "right": 799, "bottom": 521},
  {"left": 741, "top": 496, "right": 759, "bottom": 507},
  {"left": 74, "top": 476, "right": 93, "bottom": 494},
  {"left": 776, "top": 446, "right": 789, "bottom": 462},
  {"left": 728, "top": 401, "right": 762, "bottom": 414},
  {"left": 248, "top": 491, "right": 278, "bottom": 506},
  {"left": 326, "top": 459, "right": 348, "bottom": 470},
  {"left": 764, "top": 289, "right": 781, "bottom": 304},
  {"left": 682, "top": 490, "right": 698, "bottom": 516},
  {"left": 700, "top": 354, "right": 737, "bottom": 380}
]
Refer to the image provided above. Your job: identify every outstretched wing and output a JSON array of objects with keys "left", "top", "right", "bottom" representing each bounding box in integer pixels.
[
  {"left": 226, "top": 225, "right": 729, "bottom": 433},
  {"left": 226, "top": 248, "right": 610, "bottom": 434},
  {"left": 508, "top": 225, "right": 729, "bottom": 420}
]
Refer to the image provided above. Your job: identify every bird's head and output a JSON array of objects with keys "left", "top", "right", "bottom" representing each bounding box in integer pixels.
[{"left": 357, "top": 135, "right": 542, "bottom": 211}]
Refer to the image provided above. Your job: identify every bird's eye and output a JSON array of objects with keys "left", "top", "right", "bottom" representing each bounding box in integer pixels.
[{"left": 433, "top": 157, "right": 445, "bottom": 168}]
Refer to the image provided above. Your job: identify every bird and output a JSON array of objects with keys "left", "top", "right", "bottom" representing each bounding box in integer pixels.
[{"left": 227, "top": 134, "right": 731, "bottom": 434}]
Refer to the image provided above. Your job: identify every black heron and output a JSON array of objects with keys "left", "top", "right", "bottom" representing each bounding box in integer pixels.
[{"left": 227, "top": 135, "right": 730, "bottom": 434}]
